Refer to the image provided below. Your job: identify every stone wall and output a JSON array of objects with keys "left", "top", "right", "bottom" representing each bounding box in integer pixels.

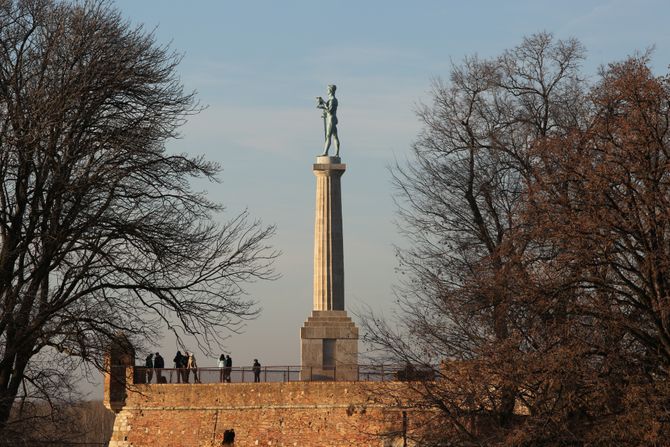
[{"left": 108, "top": 380, "right": 413, "bottom": 447}]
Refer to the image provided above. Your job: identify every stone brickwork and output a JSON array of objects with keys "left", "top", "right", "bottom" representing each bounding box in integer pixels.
[{"left": 107, "top": 380, "right": 411, "bottom": 447}]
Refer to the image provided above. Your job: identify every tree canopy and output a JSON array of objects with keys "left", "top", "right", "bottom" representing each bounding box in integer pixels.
[
  {"left": 0, "top": 0, "right": 277, "bottom": 438},
  {"left": 364, "top": 34, "right": 670, "bottom": 445}
]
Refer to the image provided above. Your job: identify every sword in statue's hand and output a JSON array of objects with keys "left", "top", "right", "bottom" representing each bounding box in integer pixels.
[{"left": 316, "top": 96, "right": 326, "bottom": 142}]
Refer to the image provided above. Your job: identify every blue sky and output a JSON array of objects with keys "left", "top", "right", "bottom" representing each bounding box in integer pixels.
[{"left": 89, "top": 0, "right": 670, "bottom": 396}]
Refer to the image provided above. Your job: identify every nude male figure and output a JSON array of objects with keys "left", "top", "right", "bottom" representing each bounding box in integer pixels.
[{"left": 316, "top": 84, "right": 340, "bottom": 156}]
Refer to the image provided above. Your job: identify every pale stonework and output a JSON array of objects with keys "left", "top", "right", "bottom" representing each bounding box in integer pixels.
[
  {"left": 312, "top": 156, "right": 345, "bottom": 310},
  {"left": 105, "top": 379, "right": 419, "bottom": 446},
  {"left": 301, "top": 156, "right": 359, "bottom": 380},
  {"left": 301, "top": 310, "right": 359, "bottom": 381}
]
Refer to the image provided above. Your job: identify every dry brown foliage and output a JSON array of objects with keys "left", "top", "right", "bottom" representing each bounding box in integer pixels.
[{"left": 365, "top": 35, "right": 670, "bottom": 445}]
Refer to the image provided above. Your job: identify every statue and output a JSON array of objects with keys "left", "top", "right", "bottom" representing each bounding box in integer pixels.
[{"left": 316, "top": 84, "right": 340, "bottom": 157}]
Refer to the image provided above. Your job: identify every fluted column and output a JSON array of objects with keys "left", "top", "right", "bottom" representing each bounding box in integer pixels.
[
  {"left": 301, "top": 155, "right": 357, "bottom": 381},
  {"left": 312, "top": 156, "right": 345, "bottom": 311}
]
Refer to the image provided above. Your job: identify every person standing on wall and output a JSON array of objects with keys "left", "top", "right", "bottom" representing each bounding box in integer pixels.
[
  {"left": 225, "top": 354, "right": 232, "bottom": 383},
  {"left": 180, "top": 351, "right": 189, "bottom": 383},
  {"left": 253, "top": 358, "right": 261, "bottom": 383},
  {"left": 145, "top": 353, "right": 154, "bottom": 383},
  {"left": 218, "top": 354, "right": 226, "bottom": 382},
  {"left": 187, "top": 352, "right": 200, "bottom": 383},
  {"left": 154, "top": 352, "right": 165, "bottom": 383},
  {"left": 182, "top": 351, "right": 191, "bottom": 383},
  {"left": 173, "top": 350, "right": 185, "bottom": 383}
]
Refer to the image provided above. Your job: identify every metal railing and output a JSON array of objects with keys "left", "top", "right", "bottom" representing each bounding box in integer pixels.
[{"left": 125, "top": 364, "right": 436, "bottom": 385}]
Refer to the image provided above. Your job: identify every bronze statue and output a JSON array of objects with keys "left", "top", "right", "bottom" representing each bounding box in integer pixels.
[{"left": 316, "top": 84, "right": 340, "bottom": 157}]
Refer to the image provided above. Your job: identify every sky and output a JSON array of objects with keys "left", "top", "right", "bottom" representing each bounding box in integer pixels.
[{"left": 88, "top": 0, "right": 670, "bottom": 397}]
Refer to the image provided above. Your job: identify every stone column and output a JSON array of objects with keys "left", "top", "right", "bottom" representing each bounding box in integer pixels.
[
  {"left": 301, "top": 156, "right": 358, "bottom": 381},
  {"left": 313, "top": 156, "right": 345, "bottom": 311}
]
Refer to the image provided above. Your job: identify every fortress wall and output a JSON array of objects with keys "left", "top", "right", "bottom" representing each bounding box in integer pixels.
[{"left": 108, "top": 381, "right": 410, "bottom": 447}]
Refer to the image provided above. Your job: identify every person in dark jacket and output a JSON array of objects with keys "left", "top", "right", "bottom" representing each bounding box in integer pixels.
[
  {"left": 224, "top": 354, "right": 232, "bottom": 383},
  {"left": 145, "top": 353, "right": 154, "bottom": 383},
  {"left": 173, "top": 351, "right": 185, "bottom": 383},
  {"left": 154, "top": 352, "right": 165, "bottom": 383},
  {"left": 223, "top": 428, "right": 235, "bottom": 444},
  {"left": 253, "top": 358, "right": 261, "bottom": 383}
]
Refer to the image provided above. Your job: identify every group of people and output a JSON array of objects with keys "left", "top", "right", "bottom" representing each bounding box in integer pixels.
[
  {"left": 143, "top": 352, "right": 165, "bottom": 383},
  {"left": 215, "top": 354, "right": 261, "bottom": 382},
  {"left": 141, "top": 351, "right": 262, "bottom": 384},
  {"left": 173, "top": 350, "right": 200, "bottom": 383},
  {"left": 214, "top": 354, "right": 262, "bottom": 382},
  {"left": 142, "top": 351, "right": 199, "bottom": 383},
  {"left": 218, "top": 354, "right": 233, "bottom": 382}
]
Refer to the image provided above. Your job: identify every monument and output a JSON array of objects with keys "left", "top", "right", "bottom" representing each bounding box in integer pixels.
[
  {"left": 301, "top": 85, "right": 359, "bottom": 381},
  {"left": 102, "top": 85, "right": 418, "bottom": 446},
  {"left": 103, "top": 116, "right": 417, "bottom": 443}
]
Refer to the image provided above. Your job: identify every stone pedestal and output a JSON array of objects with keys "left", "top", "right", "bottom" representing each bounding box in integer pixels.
[
  {"left": 301, "top": 156, "right": 358, "bottom": 381},
  {"left": 301, "top": 310, "right": 358, "bottom": 381}
]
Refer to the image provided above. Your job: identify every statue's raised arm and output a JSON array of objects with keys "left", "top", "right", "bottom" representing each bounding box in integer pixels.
[{"left": 315, "top": 84, "right": 340, "bottom": 157}]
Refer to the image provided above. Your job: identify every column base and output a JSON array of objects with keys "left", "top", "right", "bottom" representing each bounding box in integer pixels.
[{"left": 300, "top": 310, "right": 358, "bottom": 381}]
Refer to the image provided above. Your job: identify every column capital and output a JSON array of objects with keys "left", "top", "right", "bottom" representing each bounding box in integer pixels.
[
  {"left": 314, "top": 154, "right": 346, "bottom": 172},
  {"left": 313, "top": 163, "right": 346, "bottom": 172}
]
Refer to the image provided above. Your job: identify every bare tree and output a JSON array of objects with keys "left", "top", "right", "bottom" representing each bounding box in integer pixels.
[
  {"left": 363, "top": 33, "right": 589, "bottom": 445},
  {"left": 0, "top": 0, "right": 277, "bottom": 435},
  {"left": 367, "top": 36, "right": 670, "bottom": 444}
]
